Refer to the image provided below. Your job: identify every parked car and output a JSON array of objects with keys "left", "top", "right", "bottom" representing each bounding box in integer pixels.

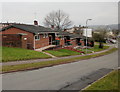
[{"left": 109, "top": 39, "right": 117, "bottom": 44}]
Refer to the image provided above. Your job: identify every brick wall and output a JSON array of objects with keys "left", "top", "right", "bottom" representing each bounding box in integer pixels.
[
  {"left": 21, "top": 35, "right": 27, "bottom": 49},
  {"left": 71, "top": 39, "right": 77, "bottom": 47},
  {"left": 2, "top": 34, "right": 22, "bottom": 48},
  {"left": 0, "top": 27, "right": 34, "bottom": 49},
  {"left": 60, "top": 38, "right": 65, "bottom": 46},
  {"left": 81, "top": 40, "right": 84, "bottom": 46},
  {"left": 35, "top": 34, "right": 49, "bottom": 49},
  {"left": 1, "top": 34, "right": 28, "bottom": 49}
]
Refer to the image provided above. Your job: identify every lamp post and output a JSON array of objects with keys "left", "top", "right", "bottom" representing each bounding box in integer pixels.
[{"left": 86, "top": 19, "right": 92, "bottom": 54}]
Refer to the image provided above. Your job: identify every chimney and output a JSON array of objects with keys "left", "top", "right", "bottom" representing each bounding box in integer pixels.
[
  {"left": 64, "top": 29, "right": 67, "bottom": 31},
  {"left": 34, "top": 20, "right": 38, "bottom": 25},
  {"left": 56, "top": 26, "right": 60, "bottom": 29},
  {"left": 51, "top": 25, "right": 54, "bottom": 29}
]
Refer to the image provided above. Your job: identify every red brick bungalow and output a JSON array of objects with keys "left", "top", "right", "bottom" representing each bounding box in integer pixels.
[
  {"left": 57, "top": 31, "right": 85, "bottom": 48},
  {"left": 0, "top": 22, "right": 63, "bottom": 50},
  {"left": 0, "top": 22, "right": 88, "bottom": 50}
]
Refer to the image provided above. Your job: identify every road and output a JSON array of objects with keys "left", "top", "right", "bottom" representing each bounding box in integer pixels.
[{"left": 2, "top": 51, "right": 118, "bottom": 90}]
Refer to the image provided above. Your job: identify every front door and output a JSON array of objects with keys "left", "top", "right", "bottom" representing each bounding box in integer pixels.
[{"left": 49, "top": 35, "right": 52, "bottom": 45}]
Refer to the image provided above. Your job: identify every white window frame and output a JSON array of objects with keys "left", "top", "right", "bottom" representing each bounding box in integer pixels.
[
  {"left": 43, "top": 33, "right": 48, "bottom": 38},
  {"left": 43, "top": 34, "right": 46, "bottom": 38},
  {"left": 46, "top": 33, "right": 48, "bottom": 38},
  {"left": 62, "top": 36, "right": 64, "bottom": 40},
  {"left": 35, "top": 35, "right": 40, "bottom": 40}
]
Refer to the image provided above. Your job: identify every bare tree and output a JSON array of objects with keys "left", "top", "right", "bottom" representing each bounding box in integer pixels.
[{"left": 43, "top": 10, "right": 72, "bottom": 29}]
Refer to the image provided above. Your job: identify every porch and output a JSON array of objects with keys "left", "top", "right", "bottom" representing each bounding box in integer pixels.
[{"left": 35, "top": 45, "right": 56, "bottom": 51}]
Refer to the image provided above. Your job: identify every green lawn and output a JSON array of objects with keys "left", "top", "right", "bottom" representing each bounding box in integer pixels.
[
  {"left": 1, "top": 45, "right": 110, "bottom": 62},
  {"left": 2, "top": 48, "right": 117, "bottom": 73},
  {"left": 89, "top": 45, "right": 109, "bottom": 52},
  {"left": 45, "top": 49, "right": 81, "bottom": 57},
  {"left": 2, "top": 47, "right": 51, "bottom": 62},
  {"left": 95, "top": 42, "right": 107, "bottom": 45},
  {"left": 83, "top": 70, "right": 119, "bottom": 91},
  {"left": 46, "top": 45, "right": 109, "bottom": 56},
  {"left": 78, "top": 45, "right": 109, "bottom": 54}
]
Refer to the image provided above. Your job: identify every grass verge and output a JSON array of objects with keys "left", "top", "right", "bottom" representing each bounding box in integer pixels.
[
  {"left": 78, "top": 45, "right": 110, "bottom": 54},
  {"left": 88, "top": 45, "right": 109, "bottom": 52},
  {"left": 95, "top": 42, "right": 107, "bottom": 45},
  {"left": 2, "top": 48, "right": 117, "bottom": 73},
  {"left": 2, "top": 47, "right": 51, "bottom": 62},
  {"left": 82, "top": 70, "right": 119, "bottom": 91}
]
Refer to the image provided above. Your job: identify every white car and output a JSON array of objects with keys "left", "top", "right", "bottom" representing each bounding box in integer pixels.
[{"left": 109, "top": 39, "right": 117, "bottom": 44}]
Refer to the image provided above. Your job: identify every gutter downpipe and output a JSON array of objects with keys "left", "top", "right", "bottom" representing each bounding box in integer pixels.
[{"left": 33, "top": 34, "right": 36, "bottom": 50}]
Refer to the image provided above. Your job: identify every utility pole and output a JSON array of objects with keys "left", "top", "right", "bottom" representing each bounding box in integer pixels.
[{"left": 86, "top": 19, "right": 92, "bottom": 54}]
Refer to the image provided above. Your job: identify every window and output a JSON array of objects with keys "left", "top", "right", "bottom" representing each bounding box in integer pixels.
[
  {"left": 43, "top": 34, "right": 46, "bottom": 38},
  {"left": 43, "top": 33, "right": 48, "bottom": 38},
  {"left": 45, "top": 34, "right": 48, "bottom": 38},
  {"left": 35, "top": 35, "right": 40, "bottom": 40},
  {"left": 61, "top": 36, "right": 64, "bottom": 40}
]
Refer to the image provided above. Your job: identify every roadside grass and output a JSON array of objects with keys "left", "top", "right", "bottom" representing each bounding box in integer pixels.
[
  {"left": 78, "top": 45, "right": 109, "bottom": 54},
  {"left": 2, "top": 47, "right": 51, "bottom": 62},
  {"left": 89, "top": 45, "right": 109, "bottom": 52},
  {"left": 82, "top": 70, "right": 119, "bottom": 91},
  {"left": 45, "top": 49, "right": 81, "bottom": 57},
  {"left": 2, "top": 48, "right": 118, "bottom": 73},
  {"left": 95, "top": 42, "right": 107, "bottom": 45}
]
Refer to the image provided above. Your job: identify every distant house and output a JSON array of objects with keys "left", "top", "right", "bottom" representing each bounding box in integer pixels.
[
  {"left": 65, "top": 25, "right": 82, "bottom": 34},
  {"left": 82, "top": 28, "right": 93, "bottom": 37},
  {"left": 64, "top": 26, "right": 93, "bottom": 38},
  {"left": 0, "top": 22, "right": 17, "bottom": 29},
  {"left": 57, "top": 30, "right": 86, "bottom": 47},
  {"left": 63, "top": 26, "right": 94, "bottom": 47}
]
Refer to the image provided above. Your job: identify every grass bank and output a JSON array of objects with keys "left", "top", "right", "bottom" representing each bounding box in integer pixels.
[
  {"left": 88, "top": 45, "right": 109, "bottom": 52},
  {"left": 78, "top": 45, "right": 109, "bottom": 54},
  {"left": 82, "top": 70, "right": 119, "bottom": 91},
  {"left": 2, "top": 47, "right": 51, "bottom": 62},
  {"left": 2, "top": 48, "right": 117, "bottom": 73},
  {"left": 45, "top": 45, "right": 109, "bottom": 56}
]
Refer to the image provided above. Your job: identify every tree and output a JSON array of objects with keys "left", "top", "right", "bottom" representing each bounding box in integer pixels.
[
  {"left": 93, "top": 28, "right": 107, "bottom": 42},
  {"left": 43, "top": 10, "right": 72, "bottom": 29},
  {"left": 93, "top": 28, "right": 107, "bottom": 48},
  {"left": 112, "top": 29, "right": 119, "bottom": 37}
]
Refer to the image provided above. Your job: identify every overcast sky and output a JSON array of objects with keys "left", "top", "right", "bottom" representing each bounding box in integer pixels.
[{"left": 1, "top": 2, "right": 118, "bottom": 27}]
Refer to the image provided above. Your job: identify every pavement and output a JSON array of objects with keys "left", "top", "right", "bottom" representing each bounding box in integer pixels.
[
  {"left": 60, "top": 68, "right": 113, "bottom": 91},
  {"left": 2, "top": 46, "right": 114, "bottom": 66},
  {"left": 2, "top": 50, "right": 118, "bottom": 90},
  {"left": 41, "top": 51, "right": 57, "bottom": 58}
]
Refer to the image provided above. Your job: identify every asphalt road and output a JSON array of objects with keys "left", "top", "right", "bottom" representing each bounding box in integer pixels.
[{"left": 2, "top": 51, "right": 118, "bottom": 90}]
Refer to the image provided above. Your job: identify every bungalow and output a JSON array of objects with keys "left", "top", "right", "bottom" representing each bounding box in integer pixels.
[
  {"left": 57, "top": 31, "right": 85, "bottom": 47},
  {"left": 63, "top": 26, "right": 94, "bottom": 47},
  {"left": 0, "top": 21, "right": 60, "bottom": 50},
  {"left": 0, "top": 21, "right": 94, "bottom": 50}
]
